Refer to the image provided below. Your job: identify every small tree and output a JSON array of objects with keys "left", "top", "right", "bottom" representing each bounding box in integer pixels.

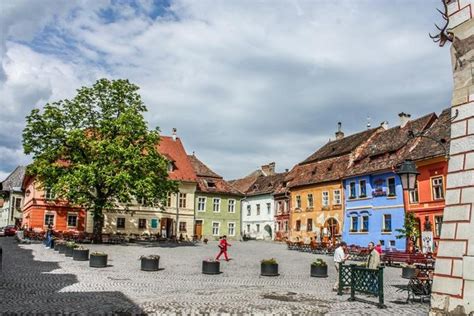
[
  {"left": 23, "top": 78, "right": 178, "bottom": 242},
  {"left": 396, "top": 211, "right": 420, "bottom": 253}
]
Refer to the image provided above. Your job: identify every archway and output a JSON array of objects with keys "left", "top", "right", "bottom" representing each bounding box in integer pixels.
[
  {"left": 264, "top": 224, "right": 272, "bottom": 239},
  {"left": 324, "top": 218, "right": 340, "bottom": 244}
]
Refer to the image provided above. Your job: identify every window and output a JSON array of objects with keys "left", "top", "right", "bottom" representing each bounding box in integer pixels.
[
  {"left": 179, "top": 221, "right": 187, "bottom": 232},
  {"left": 212, "top": 222, "right": 220, "bottom": 236},
  {"left": 67, "top": 214, "right": 78, "bottom": 227},
  {"left": 197, "top": 197, "right": 206, "bottom": 211},
  {"left": 14, "top": 197, "right": 22, "bottom": 210},
  {"left": 307, "top": 194, "right": 314, "bottom": 208},
  {"left": 138, "top": 218, "right": 147, "bottom": 229},
  {"left": 296, "top": 195, "right": 301, "bottom": 209},
  {"left": 383, "top": 214, "right": 392, "bottom": 232},
  {"left": 349, "top": 182, "right": 356, "bottom": 198},
  {"left": 389, "top": 240, "right": 396, "bottom": 247},
  {"left": 350, "top": 216, "right": 358, "bottom": 232},
  {"left": 45, "top": 188, "right": 55, "bottom": 200},
  {"left": 333, "top": 190, "right": 341, "bottom": 205},
  {"left": 284, "top": 221, "right": 288, "bottom": 232},
  {"left": 296, "top": 220, "right": 301, "bottom": 231},
  {"left": 284, "top": 201, "right": 288, "bottom": 212},
  {"left": 247, "top": 205, "right": 251, "bottom": 216},
  {"left": 246, "top": 224, "right": 250, "bottom": 232},
  {"left": 44, "top": 214, "right": 55, "bottom": 226},
  {"left": 256, "top": 224, "right": 260, "bottom": 232},
  {"left": 213, "top": 198, "right": 221, "bottom": 212},
  {"left": 435, "top": 216, "right": 443, "bottom": 237},
  {"left": 361, "top": 215, "right": 369, "bottom": 232},
  {"left": 387, "top": 178, "right": 396, "bottom": 196},
  {"left": 228, "top": 222, "right": 235, "bottom": 236},
  {"left": 166, "top": 193, "right": 172, "bottom": 207},
  {"left": 409, "top": 181, "right": 419, "bottom": 203},
  {"left": 167, "top": 161, "right": 174, "bottom": 172},
  {"left": 359, "top": 180, "right": 367, "bottom": 197},
  {"left": 277, "top": 201, "right": 283, "bottom": 213},
  {"left": 379, "top": 240, "right": 385, "bottom": 246},
  {"left": 117, "top": 217, "right": 125, "bottom": 229},
  {"left": 322, "top": 191, "right": 329, "bottom": 207},
  {"left": 228, "top": 199, "right": 236, "bottom": 213},
  {"left": 151, "top": 218, "right": 158, "bottom": 229},
  {"left": 432, "top": 177, "right": 444, "bottom": 200},
  {"left": 256, "top": 204, "right": 260, "bottom": 216},
  {"left": 307, "top": 219, "right": 313, "bottom": 232},
  {"left": 179, "top": 193, "right": 187, "bottom": 208},
  {"left": 266, "top": 203, "right": 271, "bottom": 214}
]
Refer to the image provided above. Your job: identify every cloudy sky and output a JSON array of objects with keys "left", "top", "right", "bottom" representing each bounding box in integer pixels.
[{"left": 0, "top": 0, "right": 453, "bottom": 181}]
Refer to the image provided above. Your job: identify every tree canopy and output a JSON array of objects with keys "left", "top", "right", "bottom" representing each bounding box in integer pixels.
[{"left": 23, "top": 78, "right": 178, "bottom": 241}]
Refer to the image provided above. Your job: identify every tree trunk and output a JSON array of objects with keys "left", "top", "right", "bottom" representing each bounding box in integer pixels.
[{"left": 92, "top": 212, "right": 104, "bottom": 244}]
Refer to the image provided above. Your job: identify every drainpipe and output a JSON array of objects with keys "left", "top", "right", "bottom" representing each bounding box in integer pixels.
[
  {"left": 175, "top": 191, "right": 179, "bottom": 239},
  {"left": 239, "top": 196, "right": 246, "bottom": 241}
]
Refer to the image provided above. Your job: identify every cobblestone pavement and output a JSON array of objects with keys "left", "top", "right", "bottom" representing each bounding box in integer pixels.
[{"left": 0, "top": 237, "right": 429, "bottom": 315}]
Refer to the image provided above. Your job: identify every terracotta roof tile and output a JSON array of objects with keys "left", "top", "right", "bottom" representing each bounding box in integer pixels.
[
  {"left": 188, "top": 155, "right": 221, "bottom": 178},
  {"left": 156, "top": 136, "right": 197, "bottom": 182},
  {"left": 245, "top": 172, "right": 288, "bottom": 196},
  {"left": 228, "top": 170, "right": 264, "bottom": 193}
]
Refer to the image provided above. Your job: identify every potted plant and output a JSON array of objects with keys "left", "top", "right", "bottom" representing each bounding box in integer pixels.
[
  {"left": 261, "top": 258, "right": 279, "bottom": 276},
  {"left": 140, "top": 255, "right": 160, "bottom": 271},
  {"left": 90, "top": 252, "right": 108, "bottom": 268},
  {"left": 396, "top": 212, "right": 420, "bottom": 278},
  {"left": 401, "top": 263, "right": 418, "bottom": 279},
  {"left": 65, "top": 242, "right": 78, "bottom": 257},
  {"left": 73, "top": 246, "right": 90, "bottom": 261},
  {"left": 202, "top": 259, "right": 220, "bottom": 274},
  {"left": 310, "top": 259, "right": 328, "bottom": 277},
  {"left": 54, "top": 240, "right": 65, "bottom": 251}
]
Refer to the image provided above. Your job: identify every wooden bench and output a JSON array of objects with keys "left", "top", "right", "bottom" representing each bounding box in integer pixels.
[{"left": 381, "top": 251, "right": 433, "bottom": 267}]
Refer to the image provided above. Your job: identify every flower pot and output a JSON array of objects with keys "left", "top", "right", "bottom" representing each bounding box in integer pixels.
[
  {"left": 310, "top": 264, "right": 328, "bottom": 277},
  {"left": 65, "top": 247, "right": 75, "bottom": 257},
  {"left": 141, "top": 257, "right": 160, "bottom": 271},
  {"left": 54, "top": 243, "right": 62, "bottom": 251},
  {"left": 402, "top": 266, "right": 417, "bottom": 279},
  {"left": 90, "top": 254, "right": 108, "bottom": 268},
  {"left": 58, "top": 244, "right": 67, "bottom": 254},
  {"left": 73, "top": 249, "right": 89, "bottom": 261},
  {"left": 261, "top": 263, "right": 279, "bottom": 276},
  {"left": 202, "top": 261, "right": 220, "bottom": 274}
]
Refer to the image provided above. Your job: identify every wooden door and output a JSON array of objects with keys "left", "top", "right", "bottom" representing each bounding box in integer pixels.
[{"left": 195, "top": 220, "right": 203, "bottom": 239}]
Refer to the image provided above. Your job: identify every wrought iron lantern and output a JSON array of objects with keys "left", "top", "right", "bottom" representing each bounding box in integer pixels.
[{"left": 396, "top": 160, "right": 419, "bottom": 191}]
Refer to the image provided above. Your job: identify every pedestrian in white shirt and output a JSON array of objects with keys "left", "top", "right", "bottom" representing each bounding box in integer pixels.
[{"left": 333, "top": 241, "right": 349, "bottom": 291}]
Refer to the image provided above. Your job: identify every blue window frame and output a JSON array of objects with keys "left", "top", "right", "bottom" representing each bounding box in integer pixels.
[
  {"left": 361, "top": 215, "right": 369, "bottom": 232},
  {"left": 359, "top": 180, "right": 367, "bottom": 197},
  {"left": 350, "top": 216, "right": 358, "bottom": 232},
  {"left": 383, "top": 214, "right": 392, "bottom": 232}
]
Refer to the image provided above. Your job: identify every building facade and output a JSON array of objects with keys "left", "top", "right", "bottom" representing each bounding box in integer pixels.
[
  {"left": 273, "top": 182, "right": 290, "bottom": 241},
  {"left": 0, "top": 166, "right": 26, "bottom": 228},
  {"left": 189, "top": 154, "right": 243, "bottom": 241}
]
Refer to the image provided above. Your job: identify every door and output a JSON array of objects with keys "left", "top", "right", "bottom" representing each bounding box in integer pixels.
[
  {"left": 325, "top": 218, "right": 339, "bottom": 244},
  {"left": 195, "top": 220, "right": 203, "bottom": 239}
]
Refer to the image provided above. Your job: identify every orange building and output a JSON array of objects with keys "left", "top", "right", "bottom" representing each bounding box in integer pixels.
[
  {"left": 404, "top": 108, "right": 450, "bottom": 253},
  {"left": 21, "top": 175, "right": 86, "bottom": 233}
]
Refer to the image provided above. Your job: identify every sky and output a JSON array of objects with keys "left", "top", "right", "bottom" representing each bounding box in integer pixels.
[{"left": 0, "top": 0, "right": 453, "bottom": 182}]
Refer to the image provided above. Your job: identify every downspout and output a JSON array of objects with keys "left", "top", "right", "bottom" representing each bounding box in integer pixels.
[
  {"left": 239, "top": 196, "right": 246, "bottom": 241},
  {"left": 175, "top": 191, "right": 179, "bottom": 239}
]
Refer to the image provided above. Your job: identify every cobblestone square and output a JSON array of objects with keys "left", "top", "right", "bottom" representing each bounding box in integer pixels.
[{"left": 0, "top": 238, "right": 429, "bottom": 315}]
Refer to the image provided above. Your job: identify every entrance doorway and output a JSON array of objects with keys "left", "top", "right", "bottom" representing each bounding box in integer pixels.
[
  {"left": 195, "top": 220, "right": 203, "bottom": 240},
  {"left": 160, "top": 218, "right": 174, "bottom": 238},
  {"left": 325, "top": 218, "right": 339, "bottom": 244}
]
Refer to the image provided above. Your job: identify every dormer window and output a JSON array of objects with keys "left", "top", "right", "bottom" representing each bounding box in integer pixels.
[
  {"left": 253, "top": 184, "right": 258, "bottom": 190},
  {"left": 167, "top": 161, "right": 175, "bottom": 172},
  {"left": 206, "top": 180, "right": 216, "bottom": 188}
]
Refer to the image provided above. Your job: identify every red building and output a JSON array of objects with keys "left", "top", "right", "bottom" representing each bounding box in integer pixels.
[
  {"left": 404, "top": 108, "right": 450, "bottom": 254},
  {"left": 21, "top": 174, "right": 86, "bottom": 233},
  {"left": 273, "top": 180, "right": 290, "bottom": 241}
]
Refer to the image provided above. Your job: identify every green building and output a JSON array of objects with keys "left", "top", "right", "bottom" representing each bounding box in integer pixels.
[{"left": 188, "top": 155, "right": 243, "bottom": 241}]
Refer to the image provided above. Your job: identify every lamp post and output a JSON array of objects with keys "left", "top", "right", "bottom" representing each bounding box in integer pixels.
[{"left": 395, "top": 160, "right": 419, "bottom": 191}]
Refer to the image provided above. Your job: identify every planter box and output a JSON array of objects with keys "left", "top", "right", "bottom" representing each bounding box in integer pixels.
[
  {"left": 58, "top": 244, "right": 67, "bottom": 254},
  {"left": 73, "top": 249, "right": 89, "bottom": 261},
  {"left": 90, "top": 254, "right": 108, "bottom": 268},
  {"left": 54, "top": 243, "right": 62, "bottom": 251},
  {"left": 65, "top": 247, "right": 75, "bottom": 257},
  {"left": 202, "top": 261, "right": 220, "bottom": 274},
  {"left": 310, "top": 265, "right": 328, "bottom": 277},
  {"left": 402, "top": 266, "right": 417, "bottom": 279},
  {"left": 261, "top": 263, "right": 279, "bottom": 276},
  {"left": 141, "top": 257, "right": 160, "bottom": 271}
]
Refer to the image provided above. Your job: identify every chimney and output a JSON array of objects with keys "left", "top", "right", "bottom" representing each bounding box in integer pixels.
[
  {"left": 261, "top": 162, "right": 276, "bottom": 176},
  {"left": 367, "top": 116, "right": 371, "bottom": 129},
  {"left": 335, "top": 122, "right": 344, "bottom": 140},
  {"left": 285, "top": 168, "right": 289, "bottom": 172},
  {"left": 380, "top": 121, "right": 389, "bottom": 130},
  {"left": 398, "top": 112, "right": 411, "bottom": 128},
  {"left": 172, "top": 128, "right": 177, "bottom": 141}
]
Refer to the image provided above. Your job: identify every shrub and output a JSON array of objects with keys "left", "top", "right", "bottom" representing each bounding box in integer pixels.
[
  {"left": 261, "top": 258, "right": 277, "bottom": 265},
  {"left": 311, "top": 259, "right": 327, "bottom": 267}
]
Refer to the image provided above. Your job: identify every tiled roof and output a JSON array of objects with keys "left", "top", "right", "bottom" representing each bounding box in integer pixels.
[
  {"left": 1, "top": 166, "right": 26, "bottom": 192},
  {"left": 188, "top": 155, "right": 243, "bottom": 195},
  {"left": 301, "top": 128, "right": 379, "bottom": 164},
  {"left": 346, "top": 113, "right": 437, "bottom": 177},
  {"left": 408, "top": 108, "right": 451, "bottom": 161},
  {"left": 287, "top": 155, "right": 350, "bottom": 188},
  {"left": 228, "top": 170, "right": 264, "bottom": 193},
  {"left": 245, "top": 172, "right": 288, "bottom": 196},
  {"left": 156, "top": 136, "right": 197, "bottom": 182}
]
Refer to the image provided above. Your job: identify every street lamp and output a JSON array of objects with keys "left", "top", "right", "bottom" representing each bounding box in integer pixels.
[{"left": 396, "top": 160, "right": 419, "bottom": 191}]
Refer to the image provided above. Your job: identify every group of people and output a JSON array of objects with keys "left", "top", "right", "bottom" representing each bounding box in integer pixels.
[{"left": 333, "top": 241, "right": 381, "bottom": 291}]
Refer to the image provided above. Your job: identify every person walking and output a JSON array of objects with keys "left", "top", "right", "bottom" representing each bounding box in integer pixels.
[
  {"left": 367, "top": 242, "right": 381, "bottom": 269},
  {"left": 216, "top": 235, "right": 231, "bottom": 261},
  {"left": 333, "top": 241, "right": 349, "bottom": 291}
]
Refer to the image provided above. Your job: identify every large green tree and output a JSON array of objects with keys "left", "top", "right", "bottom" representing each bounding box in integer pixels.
[{"left": 23, "top": 78, "right": 178, "bottom": 242}]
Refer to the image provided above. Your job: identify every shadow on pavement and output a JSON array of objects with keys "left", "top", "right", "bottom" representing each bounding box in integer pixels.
[{"left": 0, "top": 237, "right": 145, "bottom": 315}]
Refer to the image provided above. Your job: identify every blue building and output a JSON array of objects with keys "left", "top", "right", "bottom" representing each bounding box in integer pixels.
[
  {"left": 341, "top": 112, "right": 437, "bottom": 252},
  {"left": 342, "top": 172, "right": 405, "bottom": 250}
]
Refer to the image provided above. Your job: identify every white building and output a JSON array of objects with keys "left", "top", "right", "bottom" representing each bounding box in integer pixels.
[{"left": 0, "top": 166, "right": 26, "bottom": 228}]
